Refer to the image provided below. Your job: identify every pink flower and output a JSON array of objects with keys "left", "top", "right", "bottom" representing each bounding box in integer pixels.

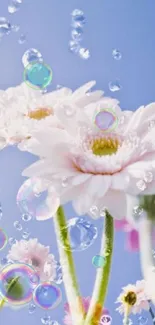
[
  {"left": 7, "top": 238, "right": 57, "bottom": 282},
  {"left": 63, "top": 297, "right": 111, "bottom": 325},
  {"left": 114, "top": 219, "right": 139, "bottom": 251}
]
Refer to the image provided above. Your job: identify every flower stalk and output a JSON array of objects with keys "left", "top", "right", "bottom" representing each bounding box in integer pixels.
[
  {"left": 53, "top": 206, "right": 85, "bottom": 325},
  {"left": 84, "top": 211, "right": 114, "bottom": 325}
]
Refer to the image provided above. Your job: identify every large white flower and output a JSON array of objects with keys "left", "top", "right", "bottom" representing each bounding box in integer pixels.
[
  {"left": 21, "top": 94, "right": 155, "bottom": 219},
  {"left": 0, "top": 81, "right": 103, "bottom": 147}
]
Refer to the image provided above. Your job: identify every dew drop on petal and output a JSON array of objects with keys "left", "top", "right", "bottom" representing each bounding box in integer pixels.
[
  {"left": 109, "top": 80, "right": 121, "bottom": 92},
  {"left": 22, "top": 48, "right": 43, "bottom": 68},
  {"left": 89, "top": 206, "right": 99, "bottom": 219},
  {"left": 63, "top": 104, "right": 76, "bottom": 117},
  {"left": 61, "top": 177, "right": 69, "bottom": 188},
  {"left": 60, "top": 217, "right": 98, "bottom": 251},
  {"left": 148, "top": 120, "right": 155, "bottom": 130},
  {"left": 33, "top": 282, "right": 62, "bottom": 310},
  {"left": 143, "top": 171, "right": 153, "bottom": 183},
  {"left": 136, "top": 180, "right": 147, "bottom": 191},
  {"left": 14, "top": 221, "right": 22, "bottom": 231},
  {"left": 18, "top": 33, "right": 26, "bottom": 44},
  {"left": 112, "top": 49, "right": 122, "bottom": 60},
  {"left": 69, "top": 40, "right": 80, "bottom": 53},
  {"left": 28, "top": 302, "right": 36, "bottom": 314},
  {"left": 78, "top": 47, "right": 90, "bottom": 60},
  {"left": 0, "top": 17, "right": 11, "bottom": 37}
]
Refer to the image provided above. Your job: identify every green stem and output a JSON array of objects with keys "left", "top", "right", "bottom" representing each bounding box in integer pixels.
[
  {"left": 0, "top": 276, "right": 21, "bottom": 310},
  {"left": 84, "top": 211, "right": 114, "bottom": 325},
  {"left": 53, "top": 206, "right": 85, "bottom": 325}
]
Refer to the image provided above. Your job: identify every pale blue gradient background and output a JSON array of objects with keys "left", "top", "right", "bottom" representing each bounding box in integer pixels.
[{"left": 0, "top": 0, "right": 154, "bottom": 324}]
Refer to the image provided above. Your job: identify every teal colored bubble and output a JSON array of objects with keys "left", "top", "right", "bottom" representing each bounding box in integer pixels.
[
  {"left": 92, "top": 255, "right": 105, "bottom": 268},
  {"left": 23, "top": 61, "right": 53, "bottom": 90}
]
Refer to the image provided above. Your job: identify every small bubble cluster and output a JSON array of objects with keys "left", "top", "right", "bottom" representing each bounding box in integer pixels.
[{"left": 69, "top": 9, "right": 90, "bottom": 60}]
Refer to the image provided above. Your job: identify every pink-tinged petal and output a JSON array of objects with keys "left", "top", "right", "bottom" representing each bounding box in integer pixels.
[
  {"left": 126, "top": 230, "right": 139, "bottom": 251},
  {"left": 114, "top": 219, "right": 128, "bottom": 230}
]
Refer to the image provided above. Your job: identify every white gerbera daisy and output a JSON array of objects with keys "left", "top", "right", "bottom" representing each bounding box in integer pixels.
[
  {"left": 0, "top": 81, "right": 103, "bottom": 147},
  {"left": 116, "top": 280, "right": 150, "bottom": 315},
  {"left": 21, "top": 88, "right": 155, "bottom": 219},
  {"left": 7, "top": 238, "right": 57, "bottom": 282}
]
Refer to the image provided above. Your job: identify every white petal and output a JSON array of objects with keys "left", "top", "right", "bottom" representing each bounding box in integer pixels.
[{"left": 73, "top": 81, "right": 96, "bottom": 98}]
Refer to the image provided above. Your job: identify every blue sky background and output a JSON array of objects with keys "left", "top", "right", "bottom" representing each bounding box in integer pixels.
[{"left": 0, "top": 0, "right": 155, "bottom": 324}]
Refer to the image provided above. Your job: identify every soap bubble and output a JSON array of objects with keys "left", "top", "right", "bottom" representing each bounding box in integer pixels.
[
  {"left": 24, "top": 61, "right": 53, "bottom": 90},
  {"left": 94, "top": 109, "right": 118, "bottom": 132},
  {"left": 33, "top": 282, "right": 62, "bottom": 310}
]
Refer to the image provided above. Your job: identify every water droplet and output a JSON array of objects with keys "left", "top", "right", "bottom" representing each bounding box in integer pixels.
[
  {"left": 11, "top": 24, "right": 20, "bottom": 32},
  {"left": 71, "top": 9, "right": 86, "bottom": 28},
  {"left": 22, "top": 214, "right": 32, "bottom": 222},
  {"left": 112, "top": 49, "right": 122, "bottom": 60},
  {"left": 71, "top": 27, "right": 83, "bottom": 42},
  {"left": 143, "top": 171, "right": 153, "bottom": 183},
  {"left": 92, "top": 255, "right": 105, "bottom": 268},
  {"left": 22, "top": 48, "right": 43, "bottom": 68},
  {"left": 8, "top": 0, "right": 22, "bottom": 13},
  {"left": 138, "top": 317, "right": 148, "bottom": 325},
  {"left": 60, "top": 217, "right": 98, "bottom": 251},
  {"left": 24, "top": 61, "right": 53, "bottom": 90},
  {"left": 136, "top": 180, "right": 147, "bottom": 191},
  {"left": 28, "top": 302, "right": 36, "bottom": 314},
  {"left": 63, "top": 104, "right": 76, "bottom": 117},
  {"left": 118, "top": 115, "right": 125, "bottom": 125},
  {"left": 22, "top": 229, "right": 30, "bottom": 239},
  {"left": 99, "top": 207, "right": 106, "bottom": 217},
  {"left": 100, "top": 315, "right": 112, "bottom": 324},
  {"left": 18, "top": 33, "right": 26, "bottom": 44},
  {"left": 8, "top": 237, "right": 17, "bottom": 246},
  {"left": 109, "top": 80, "right": 121, "bottom": 92},
  {"left": 54, "top": 262, "right": 63, "bottom": 284},
  {"left": 148, "top": 120, "right": 155, "bottom": 130},
  {"left": 0, "top": 17, "right": 11, "bottom": 37},
  {"left": 1, "top": 257, "right": 8, "bottom": 265},
  {"left": 132, "top": 206, "right": 144, "bottom": 218},
  {"left": 89, "top": 206, "right": 99, "bottom": 219},
  {"left": 14, "top": 221, "right": 22, "bottom": 231},
  {"left": 41, "top": 315, "right": 58, "bottom": 325},
  {"left": 78, "top": 47, "right": 90, "bottom": 60},
  {"left": 62, "top": 177, "right": 69, "bottom": 188},
  {"left": 69, "top": 40, "right": 80, "bottom": 53}
]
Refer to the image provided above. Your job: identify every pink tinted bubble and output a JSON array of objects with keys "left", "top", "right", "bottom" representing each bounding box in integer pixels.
[{"left": 95, "top": 110, "right": 116, "bottom": 131}]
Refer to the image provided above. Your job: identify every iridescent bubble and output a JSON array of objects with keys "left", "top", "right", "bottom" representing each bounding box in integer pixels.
[
  {"left": 24, "top": 61, "right": 53, "bottom": 90},
  {"left": 22, "top": 48, "right": 43, "bottom": 68},
  {"left": 78, "top": 47, "right": 90, "bottom": 60},
  {"left": 92, "top": 255, "right": 105, "bottom": 268},
  {"left": 0, "top": 229, "right": 7, "bottom": 250},
  {"left": 71, "top": 9, "right": 86, "bottom": 28},
  {"left": 33, "top": 282, "right": 62, "bottom": 310},
  {"left": 0, "top": 263, "right": 40, "bottom": 305},
  {"left": 94, "top": 109, "right": 117, "bottom": 132},
  {"left": 60, "top": 217, "right": 98, "bottom": 251},
  {"left": 16, "top": 178, "right": 53, "bottom": 221},
  {"left": 0, "top": 17, "right": 11, "bottom": 37}
]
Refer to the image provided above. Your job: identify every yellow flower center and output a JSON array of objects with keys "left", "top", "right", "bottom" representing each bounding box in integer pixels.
[
  {"left": 91, "top": 136, "right": 120, "bottom": 156},
  {"left": 124, "top": 291, "right": 137, "bottom": 306},
  {"left": 27, "top": 107, "right": 53, "bottom": 120}
]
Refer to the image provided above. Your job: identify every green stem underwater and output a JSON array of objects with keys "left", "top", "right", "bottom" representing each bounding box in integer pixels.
[
  {"left": 84, "top": 211, "right": 114, "bottom": 325},
  {"left": 53, "top": 206, "right": 85, "bottom": 325}
]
